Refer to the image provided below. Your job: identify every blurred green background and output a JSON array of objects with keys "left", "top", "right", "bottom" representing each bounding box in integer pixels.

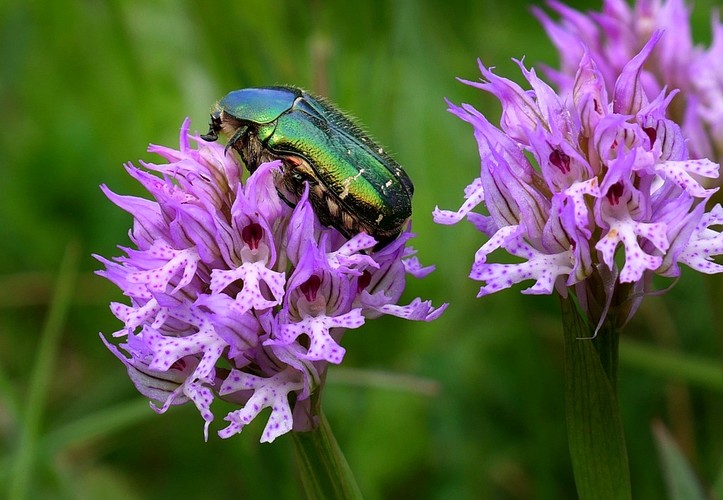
[{"left": 1, "top": 0, "right": 721, "bottom": 498}]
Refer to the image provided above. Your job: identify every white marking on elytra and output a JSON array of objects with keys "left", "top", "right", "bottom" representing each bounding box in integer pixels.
[{"left": 339, "top": 169, "right": 365, "bottom": 200}]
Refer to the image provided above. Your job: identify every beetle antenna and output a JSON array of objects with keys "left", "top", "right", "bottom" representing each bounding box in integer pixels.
[{"left": 223, "top": 124, "right": 249, "bottom": 156}]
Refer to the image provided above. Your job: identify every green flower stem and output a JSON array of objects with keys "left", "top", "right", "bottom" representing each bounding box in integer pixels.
[
  {"left": 291, "top": 410, "right": 363, "bottom": 500},
  {"left": 560, "top": 295, "right": 631, "bottom": 500}
]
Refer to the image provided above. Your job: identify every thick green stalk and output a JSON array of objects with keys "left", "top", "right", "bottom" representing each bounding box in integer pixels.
[
  {"left": 560, "top": 295, "right": 631, "bottom": 500},
  {"left": 291, "top": 410, "right": 363, "bottom": 500}
]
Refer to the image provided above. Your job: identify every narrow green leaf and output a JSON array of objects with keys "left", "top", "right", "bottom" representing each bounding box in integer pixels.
[
  {"left": 0, "top": 399, "right": 153, "bottom": 485},
  {"left": 539, "top": 328, "right": 723, "bottom": 391},
  {"left": 652, "top": 421, "right": 707, "bottom": 500},
  {"left": 560, "top": 295, "right": 631, "bottom": 500},
  {"left": 42, "top": 398, "right": 153, "bottom": 455},
  {"left": 9, "top": 241, "right": 79, "bottom": 500},
  {"left": 328, "top": 367, "right": 440, "bottom": 396},
  {"left": 291, "top": 410, "right": 363, "bottom": 500},
  {"left": 619, "top": 338, "right": 723, "bottom": 392}
]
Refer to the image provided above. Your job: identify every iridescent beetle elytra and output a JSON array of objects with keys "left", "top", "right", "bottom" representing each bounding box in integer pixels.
[{"left": 201, "top": 86, "right": 413, "bottom": 248}]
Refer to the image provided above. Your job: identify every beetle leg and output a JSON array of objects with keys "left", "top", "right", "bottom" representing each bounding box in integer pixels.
[{"left": 225, "top": 125, "right": 249, "bottom": 156}]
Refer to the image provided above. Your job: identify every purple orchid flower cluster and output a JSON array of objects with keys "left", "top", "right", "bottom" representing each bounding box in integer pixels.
[
  {"left": 534, "top": 0, "right": 723, "bottom": 162},
  {"left": 96, "top": 119, "right": 445, "bottom": 442},
  {"left": 435, "top": 30, "right": 723, "bottom": 324}
]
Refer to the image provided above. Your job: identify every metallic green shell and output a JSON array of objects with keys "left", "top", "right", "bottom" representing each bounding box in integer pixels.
[
  {"left": 265, "top": 90, "right": 413, "bottom": 232},
  {"left": 206, "top": 86, "right": 414, "bottom": 242}
]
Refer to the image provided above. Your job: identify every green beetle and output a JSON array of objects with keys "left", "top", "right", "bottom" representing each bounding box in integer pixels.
[{"left": 201, "top": 86, "right": 413, "bottom": 247}]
